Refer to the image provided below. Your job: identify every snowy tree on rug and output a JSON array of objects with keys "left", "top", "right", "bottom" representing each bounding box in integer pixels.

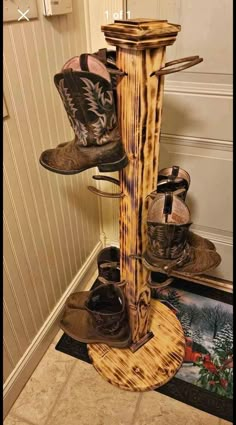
[
  {"left": 180, "top": 313, "right": 192, "bottom": 337},
  {"left": 192, "top": 329, "right": 202, "bottom": 344},
  {"left": 213, "top": 323, "right": 233, "bottom": 358}
]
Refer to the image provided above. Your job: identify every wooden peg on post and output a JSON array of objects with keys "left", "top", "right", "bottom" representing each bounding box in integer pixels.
[{"left": 88, "top": 19, "right": 185, "bottom": 392}]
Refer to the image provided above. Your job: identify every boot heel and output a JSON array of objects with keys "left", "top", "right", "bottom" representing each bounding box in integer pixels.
[{"left": 98, "top": 154, "right": 129, "bottom": 172}]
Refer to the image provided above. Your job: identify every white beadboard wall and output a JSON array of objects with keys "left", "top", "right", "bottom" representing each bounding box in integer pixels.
[
  {"left": 3, "top": 0, "right": 103, "bottom": 416},
  {"left": 84, "top": 0, "right": 124, "bottom": 249},
  {"left": 3, "top": 0, "right": 125, "bottom": 417}
]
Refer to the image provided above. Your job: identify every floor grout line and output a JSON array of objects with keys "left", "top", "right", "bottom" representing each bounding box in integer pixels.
[
  {"left": 44, "top": 358, "right": 78, "bottom": 425},
  {"left": 4, "top": 411, "right": 36, "bottom": 425},
  {"left": 130, "top": 393, "right": 143, "bottom": 425},
  {"left": 4, "top": 341, "right": 232, "bottom": 425},
  {"left": 5, "top": 346, "right": 78, "bottom": 425}
]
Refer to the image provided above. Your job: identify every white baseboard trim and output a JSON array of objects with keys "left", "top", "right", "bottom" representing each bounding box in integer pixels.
[
  {"left": 3, "top": 241, "right": 102, "bottom": 419},
  {"left": 104, "top": 239, "right": 119, "bottom": 248}
]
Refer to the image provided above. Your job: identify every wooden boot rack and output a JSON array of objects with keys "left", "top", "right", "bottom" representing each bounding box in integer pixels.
[{"left": 88, "top": 19, "right": 203, "bottom": 392}]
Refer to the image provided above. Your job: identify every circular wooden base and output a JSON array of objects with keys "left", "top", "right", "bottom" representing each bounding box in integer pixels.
[{"left": 88, "top": 300, "right": 185, "bottom": 392}]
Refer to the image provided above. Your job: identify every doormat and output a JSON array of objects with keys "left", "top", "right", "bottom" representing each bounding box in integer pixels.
[{"left": 55, "top": 277, "right": 233, "bottom": 422}]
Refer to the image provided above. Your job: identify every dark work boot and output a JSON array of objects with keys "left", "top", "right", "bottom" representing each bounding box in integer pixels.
[
  {"left": 39, "top": 54, "right": 128, "bottom": 174},
  {"left": 60, "top": 283, "right": 131, "bottom": 348},
  {"left": 93, "top": 246, "right": 120, "bottom": 290},
  {"left": 97, "top": 246, "right": 120, "bottom": 280}
]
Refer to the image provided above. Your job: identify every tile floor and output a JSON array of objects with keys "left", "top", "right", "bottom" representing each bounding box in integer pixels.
[{"left": 4, "top": 329, "right": 232, "bottom": 425}]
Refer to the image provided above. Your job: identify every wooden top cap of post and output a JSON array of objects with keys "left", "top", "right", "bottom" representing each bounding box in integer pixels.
[{"left": 101, "top": 19, "right": 181, "bottom": 50}]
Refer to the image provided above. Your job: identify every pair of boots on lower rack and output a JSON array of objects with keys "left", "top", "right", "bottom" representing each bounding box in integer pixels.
[
  {"left": 39, "top": 50, "right": 128, "bottom": 174},
  {"left": 60, "top": 246, "right": 131, "bottom": 349},
  {"left": 91, "top": 166, "right": 221, "bottom": 288},
  {"left": 60, "top": 166, "right": 221, "bottom": 349},
  {"left": 88, "top": 166, "right": 221, "bottom": 288},
  {"left": 136, "top": 165, "right": 221, "bottom": 287}
]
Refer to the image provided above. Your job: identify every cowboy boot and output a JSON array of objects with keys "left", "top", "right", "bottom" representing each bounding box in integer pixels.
[
  {"left": 63, "top": 48, "right": 121, "bottom": 91},
  {"left": 142, "top": 192, "right": 221, "bottom": 275},
  {"left": 60, "top": 282, "right": 131, "bottom": 348},
  {"left": 157, "top": 165, "right": 190, "bottom": 200},
  {"left": 152, "top": 171, "right": 216, "bottom": 251},
  {"left": 56, "top": 49, "right": 122, "bottom": 149},
  {"left": 39, "top": 54, "right": 128, "bottom": 174},
  {"left": 94, "top": 232, "right": 216, "bottom": 291},
  {"left": 93, "top": 48, "right": 121, "bottom": 95},
  {"left": 96, "top": 229, "right": 216, "bottom": 288},
  {"left": 148, "top": 188, "right": 216, "bottom": 252}
]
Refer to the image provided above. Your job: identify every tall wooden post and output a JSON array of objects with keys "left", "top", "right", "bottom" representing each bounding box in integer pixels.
[
  {"left": 88, "top": 19, "right": 185, "bottom": 392},
  {"left": 103, "top": 19, "right": 181, "bottom": 346}
]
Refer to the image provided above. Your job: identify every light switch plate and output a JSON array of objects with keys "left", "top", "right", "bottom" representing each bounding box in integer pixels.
[
  {"left": 43, "top": 0, "right": 72, "bottom": 16},
  {"left": 3, "top": 0, "right": 38, "bottom": 22}
]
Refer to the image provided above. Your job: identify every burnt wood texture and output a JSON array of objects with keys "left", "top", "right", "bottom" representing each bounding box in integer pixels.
[
  {"left": 102, "top": 19, "right": 181, "bottom": 343},
  {"left": 88, "top": 19, "right": 186, "bottom": 391},
  {"left": 88, "top": 299, "right": 185, "bottom": 391},
  {"left": 57, "top": 280, "right": 232, "bottom": 421}
]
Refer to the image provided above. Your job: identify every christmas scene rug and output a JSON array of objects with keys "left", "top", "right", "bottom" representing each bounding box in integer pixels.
[{"left": 55, "top": 277, "right": 233, "bottom": 422}]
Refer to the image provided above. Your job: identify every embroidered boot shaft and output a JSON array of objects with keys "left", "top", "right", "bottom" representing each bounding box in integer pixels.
[
  {"left": 39, "top": 54, "right": 128, "bottom": 174},
  {"left": 56, "top": 49, "right": 121, "bottom": 149},
  {"left": 143, "top": 192, "right": 221, "bottom": 275}
]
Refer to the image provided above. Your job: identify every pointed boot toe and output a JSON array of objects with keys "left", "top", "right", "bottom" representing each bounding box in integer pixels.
[
  {"left": 40, "top": 148, "right": 58, "bottom": 172},
  {"left": 187, "top": 231, "right": 216, "bottom": 251},
  {"left": 174, "top": 246, "right": 221, "bottom": 275},
  {"left": 40, "top": 142, "right": 81, "bottom": 174}
]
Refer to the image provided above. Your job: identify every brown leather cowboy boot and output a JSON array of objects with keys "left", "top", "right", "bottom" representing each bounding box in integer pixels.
[
  {"left": 97, "top": 230, "right": 216, "bottom": 290},
  {"left": 39, "top": 54, "right": 128, "bottom": 174},
  {"left": 56, "top": 49, "right": 122, "bottom": 149},
  {"left": 60, "top": 282, "right": 131, "bottom": 348},
  {"left": 142, "top": 192, "right": 221, "bottom": 275},
  {"left": 148, "top": 188, "right": 216, "bottom": 252}
]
